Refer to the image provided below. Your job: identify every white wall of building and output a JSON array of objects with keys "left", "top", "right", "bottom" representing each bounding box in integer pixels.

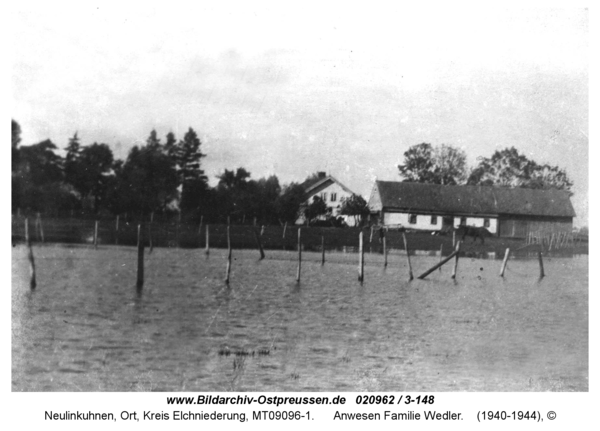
[
  {"left": 296, "top": 182, "right": 357, "bottom": 225},
  {"left": 383, "top": 212, "right": 443, "bottom": 231},
  {"left": 382, "top": 211, "right": 498, "bottom": 233},
  {"left": 303, "top": 182, "right": 354, "bottom": 216},
  {"left": 453, "top": 216, "right": 497, "bottom": 234}
]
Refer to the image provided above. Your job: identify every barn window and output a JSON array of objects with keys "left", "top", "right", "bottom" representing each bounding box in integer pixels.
[
  {"left": 430, "top": 215, "right": 438, "bottom": 225},
  {"left": 460, "top": 216, "right": 467, "bottom": 225},
  {"left": 484, "top": 218, "right": 490, "bottom": 228},
  {"left": 330, "top": 193, "right": 337, "bottom": 202},
  {"left": 409, "top": 214, "right": 417, "bottom": 224}
]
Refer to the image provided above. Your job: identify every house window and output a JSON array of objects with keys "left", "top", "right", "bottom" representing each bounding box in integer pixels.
[
  {"left": 484, "top": 218, "right": 490, "bottom": 228},
  {"left": 409, "top": 214, "right": 417, "bottom": 224},
  {"left": 330, "top": 193, "right": 337, "bottom": 202},
  {"left": 460, "top": 216, "right": 467, "bottom": 225},
  {"left": 431, "top": 215, "right": 438, "bottom": 225},
  {"left": 320, "top": 192, "right": 327, "bottom": 202}
]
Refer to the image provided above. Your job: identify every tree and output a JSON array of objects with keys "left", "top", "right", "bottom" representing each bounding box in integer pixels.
[
  {"left": 303, "top": 196, "right": 328, "bottom": 225},
  {"left": 215, "top": 167, "right": 257, "bottom": 222},
  {"left": 146, "top": 129, "right": 161, "bottom": 150},
  {"left": 174, "top": 128, "right": 208, "bottom": 213},
  {"left": 275, "top": 182, "right": 305, "bottom": 223},
  {"left": 340, "top": 194, "right": 370, "bottom": 226},
  {"left": 14, "top": 139, "right": 75, "bottom": 213},
  {"left": 398, "top": 143, "right": 468, "bottom": 185},
  {"left": 75, "top": 143, "right": 114, "bottom": 213},
  {"left": 431, "top": 144, "right": 468, "bottom": 185},
  {"left": 467, "top": 147, "right": 573, "bottom": 193},
  {"left": 113, "top": 143, "right": 179, "bottom": 215}
]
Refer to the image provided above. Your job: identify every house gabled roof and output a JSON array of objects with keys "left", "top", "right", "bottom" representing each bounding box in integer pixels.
[
  {"left": 302, "top": 175, "right": 355, "bottom": 196},
  {"left": 370, "top": 181, "right": 575, "bottom": 218}
]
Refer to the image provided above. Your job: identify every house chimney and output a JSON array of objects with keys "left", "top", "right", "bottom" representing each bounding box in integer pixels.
[{"left": 317, "top": 171, "right": 326, "bottom": 179}]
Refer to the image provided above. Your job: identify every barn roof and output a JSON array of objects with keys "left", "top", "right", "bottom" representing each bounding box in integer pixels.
[{"left": 370, "top": 181, "right": 575, "bottom": 218}]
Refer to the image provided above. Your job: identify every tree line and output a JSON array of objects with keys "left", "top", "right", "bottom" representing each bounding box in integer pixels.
[
  {"left": 11, "top": 120, "right": 312, "bottom": 224},
  {"left": 12, "top": 119, "right": 573, "bottom": 226},
  {"left": 397, "top": 143, "right": 573, "bottom": 192}
]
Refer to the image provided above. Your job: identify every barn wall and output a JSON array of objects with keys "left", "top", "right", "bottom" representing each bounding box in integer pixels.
[{"left": 498, "top": 217, "right": 573, "bottom": 238}]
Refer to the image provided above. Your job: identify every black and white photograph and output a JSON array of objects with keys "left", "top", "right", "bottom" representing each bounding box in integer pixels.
[{"left": 9, "top": 1, "right": 591, "bottom": 420}]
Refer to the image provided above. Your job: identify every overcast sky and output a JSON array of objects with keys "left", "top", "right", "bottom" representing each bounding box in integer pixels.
[{"left": 11, "top": 4, "right": 589, "bottom": 226}]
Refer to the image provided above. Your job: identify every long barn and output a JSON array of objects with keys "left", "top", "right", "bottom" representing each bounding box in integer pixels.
[{"left": 367, "top": 181, "right": 575, "bottom": 238}]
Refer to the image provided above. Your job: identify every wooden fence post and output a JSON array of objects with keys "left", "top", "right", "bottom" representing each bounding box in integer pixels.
[
  {"left": 253, "top": 226, "right": 265, "bottom": 260},
  {"left": 321, "top": 235, "right": 325, "bottom": 266},
  {"left": 205, "top": 224, "right": 210, "bottom": 256},
  {"left": 417, "top": 250, "right": 460, "bottom": 279},
  {"left": 115, "top": 215, "right": 120, "bottom": 245},
  {"left": 383, "top": 236, "right": 387, "bottom": 267},
  {"left": 148, "top": 222, "right": 153, "bottom": 253},
  {"left": 296, "top": 228, "right": 302, "bottom": 283},
  {"left": 36, "top": 212, "right": 45, "bottom": 243},
  {"left": 538, "top": 247, "right": 545, "bottom": 278},
  {"left": 402, "top": 232, "right": 413, "bottom": 281},
  {"left": 225, "top": 225, "right": 232, "bottom": 285},
  {"left": 25, "top": 218, "right": 36, "bottom": 289},
  {"left": 283, "top": 222, "right": 287, "bottom": 239},
  {"left": 136, "top": 224, "right": 144, "bottom": 290},
  {"left": 451, "top": 241, "right": 461, "bottom": 279},
  {"left": 500, "top": 248, "right": 510, "bottom": 277},
  {"left": 358, "top": 231, "right": 364, "bottom": 282},
  {"left": 94, "top": 220, "right": 98, "bottom": 249}
]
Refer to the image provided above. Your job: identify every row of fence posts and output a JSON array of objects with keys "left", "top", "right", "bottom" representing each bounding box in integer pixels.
[
  {"left": 526, "top": 230, "right": 574, "bottom": 251},
  {"left": 21, "top": 218, "right": 547, "bottom": 290}
]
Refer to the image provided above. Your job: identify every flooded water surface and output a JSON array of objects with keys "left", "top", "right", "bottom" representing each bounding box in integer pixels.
[{"left": 12, "top": 244, "right": 588, "bottom": 391}]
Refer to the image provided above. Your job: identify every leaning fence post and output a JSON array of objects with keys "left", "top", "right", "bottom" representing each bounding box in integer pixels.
[
  {"left": 296, "top": 228, "right": 302, "bottom": 283},
  {"left": 358, "top": 231, "right": 364, "bottom": 283},
  {"left": 283, "top": 222, "right": 287, "bottom": 239},
  {"left": 451, "top": 241, "right": 461, "bottom": 279},
  {"left": 136, "top": 224, "right": 144, "bottom": 290},
  {"left": 500, "top": 248, "right": 510, "bottom": 277},
  {"left": 417, "top": 250, "right": 460, "bottom": 279},
  {"left": 538, "top": 246, "right": 545, "bottom": 278},
  {"left": 402, "top": 232, "right": 413, "bottom": 281},
  {"left": 225, "top": 225, "right": 232, "bottom": 285}
]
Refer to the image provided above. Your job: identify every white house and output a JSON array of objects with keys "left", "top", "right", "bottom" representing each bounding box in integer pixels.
[{"left": 296, "top": 172, "right": 358, "bottom": 225}]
